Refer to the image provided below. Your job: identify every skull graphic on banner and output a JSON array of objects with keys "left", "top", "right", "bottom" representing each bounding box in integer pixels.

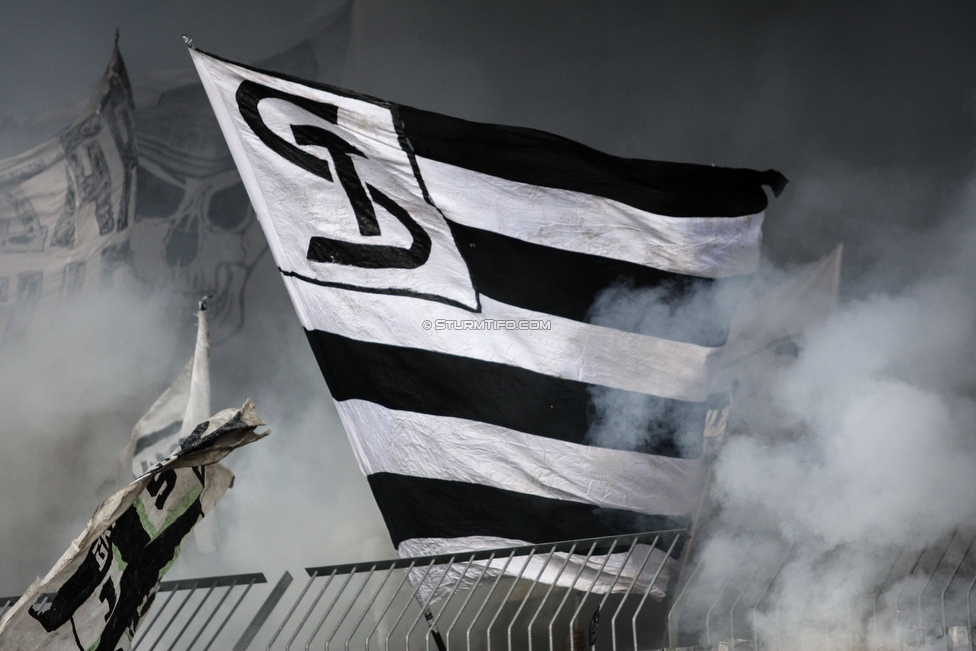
[{"left": 130, "top": 4, "right": 351, "bottom": 341}]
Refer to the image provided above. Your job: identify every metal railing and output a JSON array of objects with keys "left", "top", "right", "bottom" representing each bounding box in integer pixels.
[
  {"left": 131, "top": 573, "right": 271, "bottom": 651},
  {"left": 665, "top": 529, "right": 976, "bottom": 651},
  {"left": 1, "top": 573, "right": 276, "bottom": 651},
  {"left": 248, "top": 530, "right": 684, "bottom": 651},
  {"left": 2, "top": 530, "right": 687, "bottom": 651},
  {"left": 15, "top": 529, "right": 976, "bottom": 651}
]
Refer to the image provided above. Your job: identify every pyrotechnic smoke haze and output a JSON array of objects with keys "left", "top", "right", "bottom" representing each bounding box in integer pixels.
[
  {"left": 686, "top": 177, "right": 976, "bottom": 646},
  {"left": 2, "top": 4, "right": 976, "bottom": 646}
]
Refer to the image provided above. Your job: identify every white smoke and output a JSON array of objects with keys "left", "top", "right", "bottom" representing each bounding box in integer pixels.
[
  {"left": 686, "top": 180, "right": 976, "bottom": 648},
  {"left": 586, "top": 277, "right": 748, "bottom": 456},
  {"left": 0, "top": 255, "right": 393, "bottom": 597},
  {"left": 0, "top": 288, "right": 184, "bottom": 595}
]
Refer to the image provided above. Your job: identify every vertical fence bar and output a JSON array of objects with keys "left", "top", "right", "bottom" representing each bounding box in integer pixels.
[
  {"left": 896, "top": 548, "right": 928, "bottom": 651},
  {"left": 404, "top": 557, "right": 455, "bottom": 651},
  {"left": 446, "top": 552, "right": 496, "bottom": 651},
  {"left": 966, "top": 567, "right": 976, "bottom": 651},
  {"left": 486, "top": 548, "right": 537, "bottom": 651},
  {"left": 466, "top": 551, "right": 516, "bottom": 651},
  {"left": 267, "top": 572, "right": 318, "bottom": 651},
  {"left": 848, "top": 597, "right": 855, "bottom": 651},
  {"left": 775, "top": 602, "right": 781, "bottom": 651},
  {"left": 588, "top": 538, "right": 641, "bottom": 649},
  {"left": 919, "top": 533, "right": 957, "bottom": 648},
  {"left": 943, "top": 535, "right": 976, "bottom": 651},
  {"left": 706, "top": 535, "right": 756, "bottom": 647},
  {"left": 233, "top": 573, "right": 289, "bottom": 651},
  {"left": 146, "top": 582, "right": 200, "bottom": 651},
  {"left": 467, "top": 551, "right": 517, "bottom": 651},
  {"left": 730, "top": 561, "right": 762, "bottom": 651},
  {"left": 508, "top": 547, "right": 558, "bottom": 651},
  {"left": 527, "top": 544, "right": 577, "bottom": 651},
  {"left": 633, "top": 535, "right": 682, "bottom": 651},
  {"left": 325, "top": 566, "right": 377, "bottom": 651},
  {"left": 752, "top": 543, "right": 793, "bottom": 651},
  {"left": 873, "top": 548, "right": 905, "bottom": 651},
  {"left": 548, "top": 542, "right": 599, "bottom": 651},
  {"left": 363, "top": 560, "right": 416, "bottom": 651},
  {"left": 429, "top": 556, "right": 477, "bottom": 651},
  {"left": 611, "top": 539, "right": 658, "bottom": 651},
  {"left": 668, "top": 546, "right": 704, "bottom": 649},
  {"left": 568, "top": 540, "right": 619, "bottom": 651},
  {"left": 209, "top": 577, "right": 260, "bottom": 651},
  {"left": 595, "top": 537, "right": 639, "bottom": 615},
  {"left": 304, "top": 567, "right": 359, "bottom": 651},
  {"left": 166, "top": 582, "right": 217, "bottom": 651},
  {"left": 286, "top": 569, "right": 337, "bottom": 651},
  {"left": 134, "top": 586, "right": 181, "bottom": 649},
  {"left": 192, "top": 579, "right": 241, "bottom": 651},
  {"left": 343, "top": 567, "right": 394, "bottom": 651},
  {"left": 385, "top": 559, "right": 438, "bottom": 651}
]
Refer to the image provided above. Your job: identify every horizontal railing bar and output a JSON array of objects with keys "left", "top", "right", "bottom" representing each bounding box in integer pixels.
[
  {"left": 2, "top": 572, "right": 270, "bottom": 606},
  {"left": 304, "top": 529, "right": 688, "bottom": 577},
  {"left": 158, "top": 573, "right": 267, "bottom": 592}
]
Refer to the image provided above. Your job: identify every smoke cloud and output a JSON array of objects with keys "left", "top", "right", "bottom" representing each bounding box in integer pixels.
[
  {"left": 632, "top": 172, "right": 976, "bottom": 650},
  {"left": 694, "top": 190, "right": 976, "bottom": 645}
]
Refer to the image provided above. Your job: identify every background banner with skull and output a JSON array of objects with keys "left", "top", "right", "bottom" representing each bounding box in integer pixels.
[
  {"left": 0, "top": 401, "right": 267, "bottom": 651},
  {"left": 130, "top": 1, "right": 352, "bottom": 341},
  {"left": 0, "top": 41, "right": 136, "bottom": 344}
]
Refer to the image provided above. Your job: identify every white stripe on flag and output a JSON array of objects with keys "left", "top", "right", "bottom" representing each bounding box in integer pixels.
[
  {"left": 337, "top": 400, "right": 704, "bottom": 516},
  {"left": 417, "top": 156, "right": 765, "bottom": 278},
  {"left": 287, "top": 279, "right": 719, "bottom": 402}
]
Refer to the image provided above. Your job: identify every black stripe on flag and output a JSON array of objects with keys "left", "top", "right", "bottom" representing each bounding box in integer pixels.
[
  {"left": 368, "top": 472, "right": 690, "bottom": 554},
  {"left": 132, "top": 420, "right": 183, "bottom": 456},
  {"left": 189, "top": 49, "right": 785, "bottom": 219},
  {"left": 307, "top": 330, "right": 707, "bottom": 458},
  {"left": 446, "top": 219, "right": 747, "bottom": 347},
  {"left": 397, "top": 105, "right": 787, "bottom": 217}
]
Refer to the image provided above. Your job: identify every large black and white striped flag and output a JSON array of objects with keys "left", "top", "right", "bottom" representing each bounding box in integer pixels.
[{"left": 190, "top": 47, "right": 786, "bottom": 595}]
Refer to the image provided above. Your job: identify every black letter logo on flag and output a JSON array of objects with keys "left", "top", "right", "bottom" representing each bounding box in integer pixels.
[{"left": 236, "top": 81, "right": 431, "bottom": 269}]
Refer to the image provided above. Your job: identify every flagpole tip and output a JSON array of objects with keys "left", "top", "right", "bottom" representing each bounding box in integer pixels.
[
  {"left": 199, "top": 295, "right": 213, "bottom": 311},
  {"left": 182, "top": 34, "right": 194, "bottom": 48}
]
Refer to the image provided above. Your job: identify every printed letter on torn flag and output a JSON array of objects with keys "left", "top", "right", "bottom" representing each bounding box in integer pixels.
[{"left": 0, "top": 401, "right": 267, "bottom": 651}]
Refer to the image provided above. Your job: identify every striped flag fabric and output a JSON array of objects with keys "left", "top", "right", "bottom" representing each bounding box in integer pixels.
[
  {"left": 123, "top": 301, "right": 212, "bottom": 478},
  {"left": 189, "top": 47, "right": 787, "bottom": 595},
  {"left": 120, "top": 300, "right": 218, "bottom": 553}
]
